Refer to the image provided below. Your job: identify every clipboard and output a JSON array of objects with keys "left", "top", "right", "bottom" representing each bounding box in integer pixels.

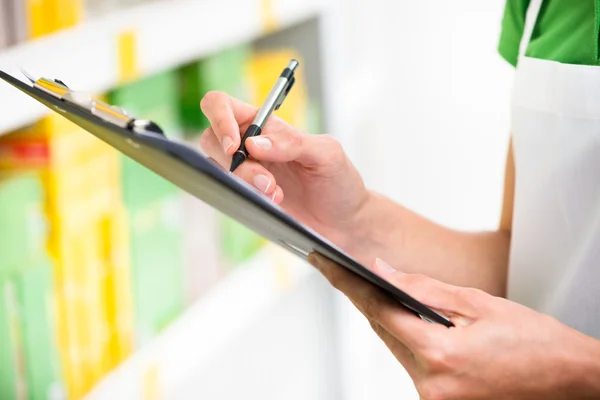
[{"left": 0, "top": 70, "right": 453, "bottom": 327}]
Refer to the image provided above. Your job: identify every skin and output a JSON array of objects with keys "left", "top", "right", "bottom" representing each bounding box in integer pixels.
[{"left": 199, "top": 91, "right": 600, "bottom": 399}]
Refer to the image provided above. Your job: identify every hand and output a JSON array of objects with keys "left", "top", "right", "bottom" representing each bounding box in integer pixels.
[
  {"left": 308, "top": 254, "right": 600, "bottom": 400},
  {"left": 199, "top": 91, "right": 369, "bottom": 247}
]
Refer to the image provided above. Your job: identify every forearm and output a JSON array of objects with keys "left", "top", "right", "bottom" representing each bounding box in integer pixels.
[
  {"left": 347, "top": 191, "right": 511, "bottom": 296},
  {"left": 565, "top": 333, "right": 600, "bottom": 398}
]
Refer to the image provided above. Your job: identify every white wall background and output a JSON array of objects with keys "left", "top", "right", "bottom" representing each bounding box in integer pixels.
[
  {"left": 326, "top": 1, "right": 515, "bottom": 399},
  {"left": 331, "top": 0, "right": 514, "bottom": 230}
]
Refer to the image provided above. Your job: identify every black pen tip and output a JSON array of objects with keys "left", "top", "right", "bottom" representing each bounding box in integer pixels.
[{"left": 229, "top": 152, "right": 245, "bottom": 173}]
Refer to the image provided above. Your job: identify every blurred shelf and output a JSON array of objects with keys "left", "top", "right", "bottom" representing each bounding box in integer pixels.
[
  {"left": 0, "top": 0, "right": 324, "bottom": 135},
  {"left": 84, "top": 244, "right": 316, "bottom": 400}
]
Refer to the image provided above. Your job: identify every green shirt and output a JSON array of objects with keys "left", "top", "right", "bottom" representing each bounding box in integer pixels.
[{"left": 498, "top": 0, "right": 600, "bottom": 66}]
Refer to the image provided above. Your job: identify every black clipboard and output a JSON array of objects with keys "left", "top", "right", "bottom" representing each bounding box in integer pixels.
[{"left": 0, "top": 70, "right": 453, "bottom": 327}]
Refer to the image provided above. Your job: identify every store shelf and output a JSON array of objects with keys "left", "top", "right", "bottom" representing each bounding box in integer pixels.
[
  {"left": 0, "top": 0, "right": 323, "bottom": 135},
  {"left": 84, "top": 244, "right": 316, "bottom": 400}
]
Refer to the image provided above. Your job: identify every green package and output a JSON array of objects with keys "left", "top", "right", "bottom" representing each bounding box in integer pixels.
[
  {"left": 16, "top": 260, "right": 62, "bottom": 400},
  {"left": 108, "top": 71, "right": 182, "bottom": 136},
  {"left": 128, "top": 195, "right": 185, "bottom": 345},
  {"left": 0, "top": 173, "right": 46, "bottom": 278},
  {"left": 219, "top": 217, "right": 264, "bottom": 268},
  {"left": 180, "top": 44, "right": 266, "bottom": 268},
  {"left": 109, "top": 72, "right": 187, "bottom": 344},
  {"left": 179, "top": 44, "right": 252, "bottom": 134},
  {"left": 0, "top": 280, "right": 27, "bottom": 400},
  {"left": 109, "top": 70, "right": 184, "bottom": 209}
]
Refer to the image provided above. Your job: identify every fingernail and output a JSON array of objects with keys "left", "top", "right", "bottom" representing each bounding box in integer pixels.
[
  {"left": 222, "top": 137, "right": 234, "bottom": 152},
  {"left": 307, "top": 253, "right": 320, "bottom": 268},
  {"left": 253, "top": 174, "right": 272, "bottom": 193},
  {"left": 271, "top": 190, "right": 277, "bottom": 201},
  {"left": 376, "top": 258, "right": 396, "bottom": 273},
  {"left": 251, "top": 137, "right": 272, "bottom": 151}
]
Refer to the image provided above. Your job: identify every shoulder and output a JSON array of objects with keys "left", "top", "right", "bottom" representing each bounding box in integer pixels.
[{"left": 498, "top": 0, "right": 599, "bottom": 67}]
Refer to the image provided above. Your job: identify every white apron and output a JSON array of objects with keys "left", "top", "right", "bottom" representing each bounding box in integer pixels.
[{"left": 508, "top": 0, "right": 600, "bottom": 338}]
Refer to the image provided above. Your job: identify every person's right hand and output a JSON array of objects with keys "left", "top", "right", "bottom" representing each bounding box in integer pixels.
[{"left": 199, "top": 91, "right": 369, "bottom": 249}]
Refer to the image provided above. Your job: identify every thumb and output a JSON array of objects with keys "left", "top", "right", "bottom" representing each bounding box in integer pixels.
[
  {"left": 246, "top": 130, "right": 346, "bottom": 168},
  {"left": 372, "top": 259, "right": 480, "bottom": 324}
]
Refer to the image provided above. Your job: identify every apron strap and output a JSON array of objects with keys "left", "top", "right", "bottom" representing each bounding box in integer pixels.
[{"left": 518, "top": 0, "right": 544, "bottom": 59}]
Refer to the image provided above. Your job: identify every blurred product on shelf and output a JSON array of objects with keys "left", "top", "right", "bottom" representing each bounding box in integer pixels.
[
  {"left": 0, "top": 172, "right": 57, "bottom": 400},
  {"left": 219, "top": 216, "right": 266, "bottom": 268},
  {"left": 0, "top": 0, "right": 8, "bottom": 49},
  {"left": 0, "top": 114, "right": 134, "bottom": 399},
  {"left": 179, "top": 44, "right": 271, "bottom": 270},
  {"left": 0, "top": 173, "right": 46, "bottom": 273},
  {"left": 247, "top": 49, "right": 309, "bottom": 131},
  {"left": 0, "top": 18, "right": 321, "bottom": 395},
  {"left": 179, "top": 44, "right": 253, "bottom": 134},
  {"left": 24, "top": 0, "right": 82, "bottom": 40},
  {"left": 101, "top": 206, "right": 135, "bottom": 367},
  {"left": 84, "top": 0, "right": 118, "bottom": 18},
  {"left": 17, "top": 259, "right": 63, "bottom": 400},
  {"left": 179, "top": 44, "right": 256, "bottom": 296},
  {"left": 109, "top": 70, "right": 186, "bottom": 346},
  {"left": 0, "top": 279, "right": 27, "bottom": 400},
  {"left": 181, "top": 189, "right": 221, "bottom": 302},
  {"left": 6, "top": 0, "right": 27, "bottom": 45}
]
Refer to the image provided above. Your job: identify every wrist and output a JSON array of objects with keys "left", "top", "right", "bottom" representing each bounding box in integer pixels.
[{"left": 339, "top": 190, "right": 400, "bottom": 261}]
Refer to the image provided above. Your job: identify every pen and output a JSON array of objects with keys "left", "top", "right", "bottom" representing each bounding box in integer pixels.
[{"left": 229, "top": 59, "right": 299, "bottom": 173}]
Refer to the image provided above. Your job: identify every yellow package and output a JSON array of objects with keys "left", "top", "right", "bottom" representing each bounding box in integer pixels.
[
  {"left": 103, "top": 206, "right": 135, "bottom": 364},
  {"left": 26, "top": 0, "right": 53, "bottom": 38},
  {"left": 47, "top": 201, "right": 95, "bottom": 258},
  {"left": 51, "top": 236, "right": 87, "bottom": 400},
  {"left": 75, "top": 224, "right": 107, "bottom": 393},
  {"left": 54, "top": 0, "right": 83, "bottom": 30},
  {"left": 247, "top": 49, "right": 309, "bottom": 130},
  {"left": 53, "top": 288, "right": 86, "bottom": 400},
  {"left": 51, "top": 223, "right": 102, "bottom": 397},
  {"left": 84, "top": 150, "right": 121, "bottom": 216}
]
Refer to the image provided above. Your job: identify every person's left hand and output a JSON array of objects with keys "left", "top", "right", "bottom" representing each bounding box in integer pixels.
[{"left": 307, "top": 254, "right": 600, "bottom": 400}]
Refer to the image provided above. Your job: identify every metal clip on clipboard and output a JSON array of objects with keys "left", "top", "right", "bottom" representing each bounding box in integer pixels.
[{"left": 20, "top": 69, "right": 164, "bottom": 136}]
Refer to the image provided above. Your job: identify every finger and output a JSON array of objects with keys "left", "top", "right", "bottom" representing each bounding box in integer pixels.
[
  {"left": 200, "top": 92, "right": 257, "bottom": 155},
  {"left": 245, "top": 132, "right": 346, "bottom": 169},
  {"left": 369, "top": 321, "right": 419, "bottom": 378},
  {"left": 199, "top": 127, "right": 229, "bottom": 167},
  {"left": 373, "top": 259, "right": 480, "bottom": 321},
  {"left": 308, "top": 253, "right": 439, "bottom": 351},
  {"left": 200, "top": 128, "right": 282, "bottom": 199},
  {"left": 232, "top": 162, "right": 277, "bottom": 197}
]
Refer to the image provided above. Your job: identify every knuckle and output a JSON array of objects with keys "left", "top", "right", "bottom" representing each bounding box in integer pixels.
[
  {"left": 288, "top": 130, "right": 303, "bottom": 149},
  {"left": 199, "top": 129, "right": 212, "bottom": 148},
  {"left": 422, "top": 346, "right": 452, "bottom": 373},
  {"left": 458, "top": 287, "right": 487, "bottom": 303},
  {"left": 321, "top": 134, "right": 343, "bottom": 155}
]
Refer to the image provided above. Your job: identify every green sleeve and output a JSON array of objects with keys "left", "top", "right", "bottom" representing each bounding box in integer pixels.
[{"left": 498, "top": 0, "right": 532, "bottom": 67}]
